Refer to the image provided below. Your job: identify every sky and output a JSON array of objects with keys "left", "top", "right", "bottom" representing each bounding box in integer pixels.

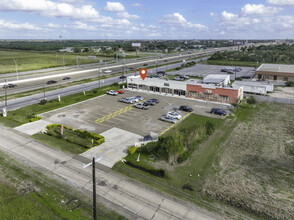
[{"left": 0, "top": 0, "right": 294, "bottom": 39}]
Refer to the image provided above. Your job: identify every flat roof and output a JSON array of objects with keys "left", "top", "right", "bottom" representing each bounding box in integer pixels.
[
  {"left": 256, "top": 64, "right": 294, "bottom": 73},
  {"left": 202, "top": 78, "right": 224, "bottom": 84}
]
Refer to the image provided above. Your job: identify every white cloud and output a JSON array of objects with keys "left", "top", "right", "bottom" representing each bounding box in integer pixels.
[
  {"left": 104, "top": 1, "right": 125, "bottom": 12},
  {"left": 0, "top": 0, "right": 113, "bottom": 23},
  {"left": 117, "top": 12, "right": 139, "bottom": 19},
  {"left": 47, "top": 22, "right": 61, "bottom": 28},
  {"left": 267, "top": 0, "right": 294, "bottom": 6},
  {"left": 132, "top": 3, "right": 142, "bottom": 7},
  {"left": 70, "top": 21, "right": 97, "bottom": 31},
  {"left": 0, "top": 19, "right": 41, "bottom": 30},
  {"left": 160, "top": 12, "right": 207, "bottom": 30},
  {"left": 241, "top": 4, "right": 282, "bottom": 16}
]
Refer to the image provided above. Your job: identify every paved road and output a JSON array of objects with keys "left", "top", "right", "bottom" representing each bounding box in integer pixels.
[
  {"left": 0, "top": 57, "right": 206, "bottom": 111},
  {"left": 0, "top": 125, "right": 222, "bottom": 220}
]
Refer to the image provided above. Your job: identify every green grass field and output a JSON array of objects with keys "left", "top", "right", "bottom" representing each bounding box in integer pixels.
[
  {"left": 0, "top": 50, "right": 113, "bottom": 74},
  {"left": 0, "top": 151, "right": 126, "bottom": 220}
]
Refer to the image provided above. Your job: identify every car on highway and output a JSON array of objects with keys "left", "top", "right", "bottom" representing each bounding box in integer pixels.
[
  {"left": 149, "top": 98, "right": 159, "bottom": 103},
  {"left": 144, "top": 99, "right": 156, "bottom": 106},
  {"left": 179, "top": 105, "right": 193, "bottom": 112},
  {"left": 117, "top": 89, "right": 125, "bottom": 94},
  {"left": 106, "top": 90, "right": 118, "bottom": 96},
  {"left": 160, "top": 116, "right": 177, "bottom": 124},
  {"left": 104, "top": 70, "right": 112, "bottom": 73},
  {"left": 2, "top": 83, "right": 17, "bottom": 89},
  {"left": 46, "top": 80, "right": 57, "bottom": 85},
  {"left": 134, "top": 102, "right": 149, "bottom": 110},
  {"left": 119, "top": 75, "right": 127, "bottom": 79},
  {"left": 167, "top": 111, "right": 182, "bottom": 120},
  {"left": 133, "top": 95, "right": 144, "bottom": 101},
  {"left": 211, "top": 108, "right": 226, "bottom": 116},
  {"left": 180, "top": 75, "right": 189, "bottom": 79},
  {"left": 63, "top": 76, "right": 71, "bottom": 80}
]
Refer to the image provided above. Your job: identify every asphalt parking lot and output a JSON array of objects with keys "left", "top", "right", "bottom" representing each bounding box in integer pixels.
[
  {"left": 40, "top": 91, "right": 225, "bottom": 167},
  {"left": 41, "top": 90, "right": 225, "bottom": 137},
  {"left": 168, "top": 64, "right": 255, "bottom": 80}
]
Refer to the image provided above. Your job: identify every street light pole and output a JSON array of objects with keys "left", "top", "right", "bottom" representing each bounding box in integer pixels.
[
  {"left": 92, "top": 157, "right": 97, "bottom": 220},
  {"left": 43, "top": 85, "right": 46, "bottom": 100},
  {"left": 11, "top": 58, "right": 18, "bottom": 81}
]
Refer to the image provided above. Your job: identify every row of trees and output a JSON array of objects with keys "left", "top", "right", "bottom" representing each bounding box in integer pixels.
[{"left": 209, "top": 43, "right": 294, "bottom": 64}]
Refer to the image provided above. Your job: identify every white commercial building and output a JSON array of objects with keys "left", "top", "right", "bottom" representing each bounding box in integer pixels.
[
  {"left": 232, "top": 81, "right": 274, "bottom": 95},
  {"left": 202, "top": 74, "right": 231, "bottom": 86}
]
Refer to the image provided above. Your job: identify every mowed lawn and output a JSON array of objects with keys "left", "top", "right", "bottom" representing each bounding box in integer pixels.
[{"left": 0, "top": 50, "right": 112, "bottom": 74}]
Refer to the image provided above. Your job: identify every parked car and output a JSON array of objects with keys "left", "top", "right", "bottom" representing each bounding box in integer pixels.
[
  {"left": 221, "top": 68, "right": 227, "bottom": 72},
  {"left": 179, "top": 105, "right": 193, "bottom": 112},
  {"left": 180, "top": 75, "right": 189, "bottom": 79},
  {"left": 160, "top": 116, "right": 177, "bottom": 124},
  {"left": 117, "top": 89, "right": 125, "bottom": 94},
  {"left": 119, "top": 75, "right": 127, "bottom": 79},
  {"left": 149, "top": 98, "right": 159, "bottom": 103},
  {"left": 2, "top": 83, "right": 17, "bottom": 89},
  {"left": 133, "top": 95, "right": 144, "bottom": 101},
  {"left": 174, "top": 76, "right": 184, "bottom": 81},
  {"left": 167, "top": 111, "right": 182, "bottom": 120},
  {"left": 143, "top": 63, "right": 148, "bottom": 66},
  {"left": 143, "top": 135, "right": 153, "bottom": 142},
  {"left": 134, "top": 103, "right": 149, "bottom": 110},
  {"left": 63, "top": 76, "right": 71, "bottom": 80},
  {"left": 119, "top": 97, "right": 134, "bottom": 104},
  {"left": 144, "top": 99, "right": 156, "bottom": 106},
  {"left": 106, "top": 90, "right": 118, "bottom": 96},
  {"left": 46, "top": 80, "right": 57, "bottom": 85},
  {"left": 211, "top": 108, "right": 226, "bottom": 116}
]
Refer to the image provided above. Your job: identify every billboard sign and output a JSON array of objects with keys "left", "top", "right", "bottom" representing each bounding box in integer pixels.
[{"left": 132, "top": 43, "right": 141, "bottom": 47}]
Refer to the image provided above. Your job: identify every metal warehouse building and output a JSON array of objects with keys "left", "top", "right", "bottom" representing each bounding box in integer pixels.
[
  {"left": 256, "top": 64, "right": 294, "bottom": 81},
  {"left": 127, "top": 76, "right": 243, "bottom": 104}
]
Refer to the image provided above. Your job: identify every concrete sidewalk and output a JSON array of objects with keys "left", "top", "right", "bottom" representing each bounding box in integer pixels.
[{"left": 14, "top": 119, "right": 52, "bottom": 135}]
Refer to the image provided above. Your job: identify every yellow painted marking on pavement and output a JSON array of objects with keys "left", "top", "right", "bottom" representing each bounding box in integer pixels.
[
  {"left": 123, "top": 110, "right": 128, "bottom": 113},
  {"left": 170, "top": 124, "right": 174, "bottom": 128},
  {"left": 102, "top": 116, "right": 106, "bottom": 119},
  {"left": 99, "top": 120, "right": 104, "bottom": 123},
  {"left": 112, "top": 115, "right": 117, "bottom": 118},
  {"left": 108, "top": 153, "right": 112, "bottom": 156},
  {"left": 108, "top": 113, "right": 112, "bottom": 116},
  {"left": 124, "top": 106, "right": 129, "bottom": 109},
  {"left": 160, "top": 132, "right": 165, "bottom": 135},
  {"left": 106, "top": 117, "right": 111, "bottom": 120},
  {"left": 119, "top": 109, "right": 124, "bottom": 112},
  {"left": 114, "top": 111, "right": 118, "bottom": 114},
  {"left": 100, "top": 150, "right": 104, "bottom": 152}
]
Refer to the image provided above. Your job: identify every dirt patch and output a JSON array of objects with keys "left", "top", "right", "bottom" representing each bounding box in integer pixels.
[
  {"left": 202, "top": 103, "right": 294, "bottom": 220},
  {"left": 270, "top": 87, "right": 294, "bottom": 99}
]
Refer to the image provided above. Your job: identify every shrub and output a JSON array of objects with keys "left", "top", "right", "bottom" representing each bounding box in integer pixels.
[
  {"left": 182, "top": 183, "right": 194, "bottom": 191},
  {"left": 30, "top": 116, "right": 42, "bottom": 122},
  {"left": 247, "top": 96, "right": 257, "bottom": 104},
  {"left": 127, "top": 146, "right": 138, "bottom": 155},
  {"left": 205, "top": 121, "right": 215, "bottom": 135},
  {"left": 285, "top": 81, "right": 294, "bottom": 87},
  {"left": 27, "top": 113, "right": 36, "bottom": 119},
  {"left": 112, "top": 82, "right": 119, "bottom": 87},
  {"left": 39, "top": 99, "right": 47, "bottom": 105}
]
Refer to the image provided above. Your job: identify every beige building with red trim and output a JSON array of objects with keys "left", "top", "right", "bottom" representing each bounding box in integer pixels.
[
  {"left": 127, "top": 76, "right": 243, "bottom": 104},
  {"left": 256, "top": 64, "right": 294, "bottom": 81}
]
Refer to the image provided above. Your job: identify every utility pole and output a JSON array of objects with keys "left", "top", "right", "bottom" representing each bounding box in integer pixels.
[
  {"left": 99, "top": 69, "right": 101, "bottom": 88},
  {"left": 43, "top": 85, "right": 46, "bottom": 100},
  {"left": 11, "top": 58, "right": 18, "bottom": 81},
  {"left": 82, "top": 157, "right": 101, "bottom": 220},
  {"left": 92, "top": 157, "right": 97, "bottom": 220}
]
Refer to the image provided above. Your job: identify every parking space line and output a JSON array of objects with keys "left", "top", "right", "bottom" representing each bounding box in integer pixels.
[
  {"left": 106, "top": 117, "right": 111, "bottom": 120},
  {"left": 100, "top": 150, "right": 104, "bottom": 152},
  {"left": 108, "top": 153, "right": 112, "bottom": 156},
  {"left": 160, "top": 112, "right": 192, "bottom": 136}
]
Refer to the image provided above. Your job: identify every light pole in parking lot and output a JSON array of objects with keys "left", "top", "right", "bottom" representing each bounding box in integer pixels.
[{"left": 43, "top": 85, "right": 46, "bottom": 100}]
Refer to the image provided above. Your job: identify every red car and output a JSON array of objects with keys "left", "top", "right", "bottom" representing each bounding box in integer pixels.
[{"left": 117, "top": 89, "right": 125, "bottom": 94}]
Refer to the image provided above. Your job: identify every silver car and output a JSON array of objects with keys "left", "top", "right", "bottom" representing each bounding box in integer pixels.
[
  {"left": 134, "top": 103, "right": 149, "bottom": 110},
  {"left": 106, "top": 90, "right": 118, "bottom": 96},
  {"left": 160, "top": 116, "right": 177, "bottom": 124}
]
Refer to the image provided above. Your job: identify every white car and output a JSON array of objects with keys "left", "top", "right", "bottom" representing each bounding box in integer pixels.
[
  {"left": 134, "top": 103, "right": 149, "bottom": 110},
  {"left": 104, "top": 70, "right": 112, "bottom": 73},
  {"left": 120, "top": 97, "right": 134, "bottom": 104},
  {"left": 160, "top": 116, "right": 177, "bottom": 124},
  {"left": 167, "top": 111, "right": 182, "bottom": 120},
  {"left": 106, "top": 90, "right": 118, "bottom": 96}
]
